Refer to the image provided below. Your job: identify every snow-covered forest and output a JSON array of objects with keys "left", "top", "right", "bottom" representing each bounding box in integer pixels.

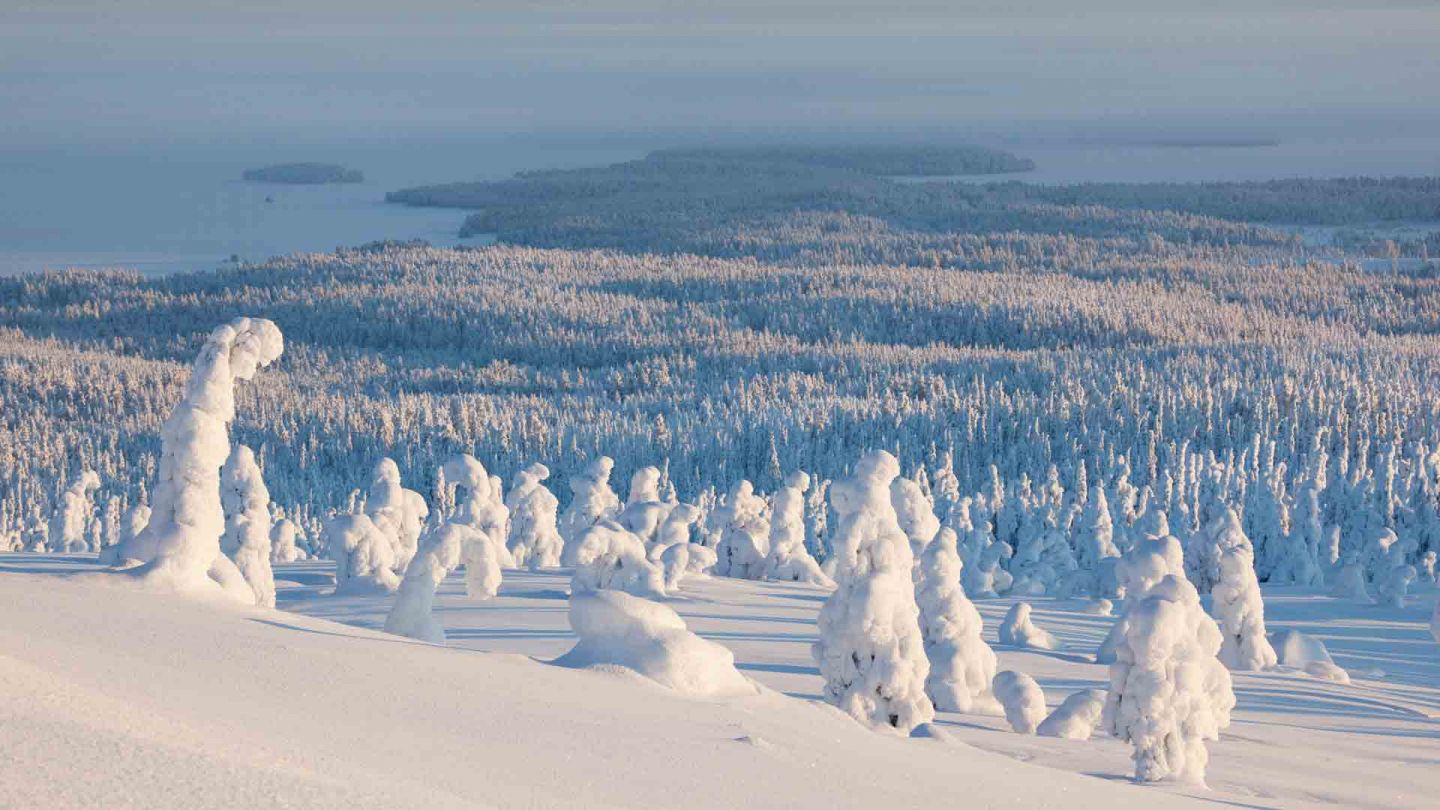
[{"left": 4, "top": 149, "right": 1440, "bottom": 805}]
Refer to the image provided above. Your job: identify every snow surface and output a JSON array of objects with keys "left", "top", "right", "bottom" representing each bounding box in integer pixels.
[{"left": 4, "top": 554, "right": 1440, "bottom": 808}]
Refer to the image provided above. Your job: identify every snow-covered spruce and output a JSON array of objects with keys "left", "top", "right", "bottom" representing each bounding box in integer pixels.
[
  {"left": 558, "top": 456, "right": 621, "bottom": 548},
  {"left": 713, "top": 480, "right": 771, "bottom": 579},
  {"left": 992, "top": 670, "right": 1046, "bottom": 734},
  {"left": 325, "top": 513, "right": 400, "bottom": 595},
  {"left": 1211, "top": 546, "right": 1277, "bottom": 671},
  {"left": 891, "top": 473, "right": 940, "bottom": 562},
  {"left": 100, "top": 317, "right": 283, "bottom": 603},
  {"left": 442, "top": 453, "right": 515, "bottom": 578},
  {"left": 565, "top": 520, "right": 667, "bottom": 598},
  {"left": 218, "top": 445, "right": 276, "bottom": 607},
  {"left": 1102, "top": 574, "right": 1235, "bottom": 784},
  {"left": 617, "top": 466, "right": 671, "bottom": 544},
  {"left": 1185, "top": 506, "right": 1252, "bottom": 595},
  {"left": 365, "top": 458, "right": 429, "bottom": 573},
  {"left": 505, "top": 463, "right": 564, "bottom": 570},
  {"left": 915, "top": 527, "right": 997, "bottom": 713},
  {"left": 555, "top": 590, "right": 755, "bottom": 697},
  {"left": 50, "top": 470, "right": 101, "bottom": 553},
  {"left": 1037, "top": 689, "right": 1106, "bottom": 740},
  {"left": 763, "top": 471, "right": 832, "bottom": 585},
  {"left": 998, "top": 602, "right": 1059, "bottom": 650},
  {"left": 1096, "top": 533, "right": 1187, "bottom": 664},
  {"left": 812, "top": 450, "right": 933, "bottom": 733},
  {"left": 1330, "top": 554, "right": 1373, "bottom": 604},
  {"left": 384, "top": 523, "right": 469, "bottom": 643},
  {"left": 1377, "top": 563, "right": 1417, "bottom": 609},
  {"left": 1270, "top": 484, "right": 1325, "bottom": 586}
]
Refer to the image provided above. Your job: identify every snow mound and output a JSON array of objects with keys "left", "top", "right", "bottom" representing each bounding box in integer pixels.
[
  {"left": 1037, "top": 689, "right": 1106, "bottom": 740},
  {"left": 556, "top": 590, "right": 757, "bottom": 697},
  {"left": 993, "top": 670, "right": 1046, "bottom": 734},
  {"left": 1269, "top": 629, "right": 1350, "bottom": 684}
]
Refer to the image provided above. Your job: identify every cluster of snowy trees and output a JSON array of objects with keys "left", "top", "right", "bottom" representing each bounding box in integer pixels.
[{"left": 6, "top": 241, "right": 1440, "bottom": 585}]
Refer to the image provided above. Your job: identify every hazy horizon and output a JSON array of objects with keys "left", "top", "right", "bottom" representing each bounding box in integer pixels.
[{"left": 5, "top": 1, "right": 1440, "bottom": 150}]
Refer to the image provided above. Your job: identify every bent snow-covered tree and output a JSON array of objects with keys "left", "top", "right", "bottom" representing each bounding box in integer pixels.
[
  {"left": 219, "top": 445, "right": 276, "bottom": 607},
  {"left": 103, "top": 317, "right": 283, "bottom": 601},
  {"left": 385, "top": 523, "right": 470, "bottom": 643},
  {"left": 365, "top": 458, "right": 429, "bottom": 573},
  {"left": 812, "top": 450, "right": 933, "bottom": 733}
]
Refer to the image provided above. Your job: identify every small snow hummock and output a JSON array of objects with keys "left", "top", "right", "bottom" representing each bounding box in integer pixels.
[
  {"left": 1268, "top": 629, "right": 1350, "bottom": 684},
  {"left": 1102, "top": 574, "right": 1235, "bottom": 785},
  {"left": 555, "top": 590, "right": 756, "bottom": 697},
  {"left": 998, "top": 602, "right": 1059, "bottom": 650},
  {"left": 1037, "top": 689, "right": 1106, "bottom": 740},
  {"left": 385, "top": 523, "right": 469, "bottom": 643},
  {"left": 1212, "top": 546, "right": 1277, "bottom": 671},
  {"left": 559, "top": 456, "right": 621, "bottom": 548},
  {"left": 915, "top": 528, "right": 996, "bottom": 713},
  {"left": 218, "top": 445, "right": 276, "bottom": 607},
  {"left": 99, "top": 317, "right": 283, "bottom": 603},
  {"left": 763, "top": 471, "right": 832, "bottom": 586},
  {"left": 326, "top": 513, "right": 401, "bottom": 595},
  {"left": 992, "top": 670, "right": 1046, "bottom": 734},
  {"left": 812, "top": 450, "right": 934, "bottom": 734},
  {"left": 565, "top": 520, "right": 667, "bottom": 599},
  {"left": 505, "top": 463, "right": 564, "bottom": 570}
]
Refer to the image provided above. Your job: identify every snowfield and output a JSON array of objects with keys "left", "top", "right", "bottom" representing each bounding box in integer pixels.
[{"left": 3, "top": 554, "right": 1436, "bottom": 809}]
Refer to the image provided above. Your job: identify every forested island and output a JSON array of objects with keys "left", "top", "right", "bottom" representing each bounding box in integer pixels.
[{"left": 242, "top": 162, "right": 364, "bottom": 184}]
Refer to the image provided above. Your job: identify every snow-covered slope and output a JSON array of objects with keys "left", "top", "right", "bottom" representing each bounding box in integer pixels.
[{"left": 2, "top": 558, "right": 1211, "bottom": 810}]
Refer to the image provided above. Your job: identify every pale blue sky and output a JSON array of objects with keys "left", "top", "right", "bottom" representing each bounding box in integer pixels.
[{"left": 4, "top": 1, "right": 1439, "bottom": 146}]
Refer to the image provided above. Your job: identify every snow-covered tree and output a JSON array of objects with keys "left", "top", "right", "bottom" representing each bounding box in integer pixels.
[
  {"left": 100, "top": 317, "right": 282, "bottom": 603},
  {"left": 763, "top": 471, "right": 831, "bottom": 585},
  {"left": 915, "top": 527, "right": 996, "bottom": 713},
  {"left": 1096, "top": 533, "right": 1187, "bottom": 664},
  {"left": 270, "top": 518, "right": 305, "bottom": 562},
  {"left": 565, "top": 521, "right": 666, "bottom": 598},
  {"left": 1211, "top": 547, "right": 1277, "bottom": 671},
  {"left": 812, "top": 450, "right": 933, "bottom": 733},
  {"left": 1103, "top": 575, "right": 1234, "bottom": 784},
  {"left": 617, "top": 465, "right": 670, "bottom": 543},
  {"left": 219, "top": 445, "right": 276, "bottom": 607},
  {"left": 385, "top": 523, "right": 469, "bottom": 643},
  {"left": 365, "top": 458, "right": 428, "bottom": 573},
  {"left": 559, "top": 456, "right": 621, "bottom": 546},
  {"left": 50, "top": 470, "right": 100, "bottom": 553},
  {"left": 713, "top": 480, "right": 770, "bottom": 579},
  {"left": 326, "top": 513, "right": 400, "bottom": 595},
  {"left": 891, "top": 474, "right": 940, "bottom": 561},
  {"left": 443, "top": 454, "right": 514, "bottom": 573},
  {"left": 505, "top": 463, "right": 564, "bottom": 570},
  {"left": 1186, "top": 506, "right": 1251, "bottom": 594}
]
